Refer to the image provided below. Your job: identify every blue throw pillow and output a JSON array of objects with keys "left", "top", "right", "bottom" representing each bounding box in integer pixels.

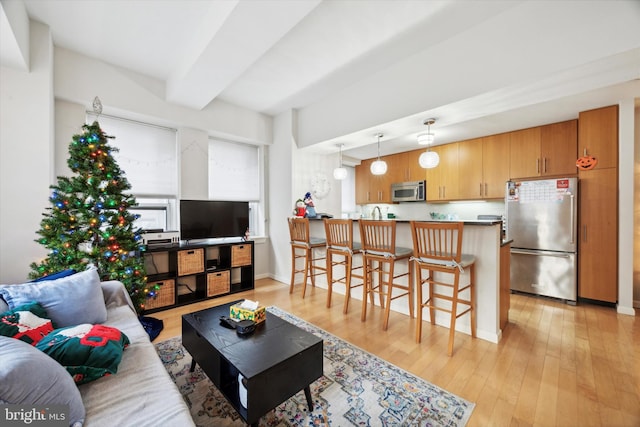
[
  {"left": 30, "top": 269, "right": 76, "bottom": 282},
  {"left": 0, "top": 336, "right": 86, "bottom": 426},
  {"left": 0, "top": 265, "right": 107, "bottom": 327}
]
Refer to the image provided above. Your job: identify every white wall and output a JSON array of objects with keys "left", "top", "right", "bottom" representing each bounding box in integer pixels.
[
  {"left": 0, "top": 21, "right": 53, "bottom": 284},
  {"left": 293, "top": 149, "right": 341, "bottom": 216},
  {"left": 179, "top": 127, "right": 209, "bottom": 200},
  {"left": 54, "top": 47, "right": 272, "bottom": 145},
  {"left": 0, "top": 22, "right": 274, "bottom": 283},
  {"left": 269, "top": 110, "right": 296, "bottom": 284},
  {"left": 633, "top": 104, "right": 640, "bottom": 308}
]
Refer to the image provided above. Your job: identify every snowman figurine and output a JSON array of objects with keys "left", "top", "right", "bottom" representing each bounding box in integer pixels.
[{"left": 294, "top": 199, "right": 306, "bottom": 217}]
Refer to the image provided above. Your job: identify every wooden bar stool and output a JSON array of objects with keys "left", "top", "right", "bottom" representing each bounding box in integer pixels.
[
  {"left": 410, "top": 221, "right": 476, "bottom": 356},
  {"left": 359, "top": 219, "right": 414, "bottom": 331},
  {"left": 288, "top": 217, "right": 326, "bottom": 298},
  {"left": 323, "top": 218, "right": 364, "bottom": 313}
]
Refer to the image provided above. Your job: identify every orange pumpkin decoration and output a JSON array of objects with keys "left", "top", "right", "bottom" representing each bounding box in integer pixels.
[{"left": 576, "top": 155, "right": 597, "bottom": 170}]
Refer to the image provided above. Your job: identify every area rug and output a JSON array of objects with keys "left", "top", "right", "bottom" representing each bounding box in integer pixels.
[{"left": 155, "top": 306, "right": 475, "bottom": 427}]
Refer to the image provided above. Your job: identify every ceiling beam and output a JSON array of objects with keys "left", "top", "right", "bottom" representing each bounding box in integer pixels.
[{"left": 166, "top": 0, "right": 321, "bottom": 110}]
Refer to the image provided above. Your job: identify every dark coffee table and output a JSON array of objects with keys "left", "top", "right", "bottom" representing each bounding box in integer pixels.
[{"left": 182, "top": 301, "right": 323, "bottom": 426}]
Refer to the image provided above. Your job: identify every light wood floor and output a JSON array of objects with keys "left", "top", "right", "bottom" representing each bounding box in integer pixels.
[{"left": 152, "top": 278, "right": 640, "bottom": 427}]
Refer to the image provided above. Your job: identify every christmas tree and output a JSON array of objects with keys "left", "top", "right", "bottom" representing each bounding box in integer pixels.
[{"left": 30, "top": 120, "right": 147, "bottom": 313}]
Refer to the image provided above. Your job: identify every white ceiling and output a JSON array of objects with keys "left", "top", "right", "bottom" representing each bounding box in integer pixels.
[{"left": 3, "top": 0, "right": 640, "bottom": 160}]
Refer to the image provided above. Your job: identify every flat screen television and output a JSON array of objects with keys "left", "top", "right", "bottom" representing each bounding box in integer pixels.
[{"left": 179, "top": 200, "right": 249, "bottom": 241}]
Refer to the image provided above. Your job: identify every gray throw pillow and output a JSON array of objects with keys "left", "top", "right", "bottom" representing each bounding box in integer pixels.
[
  {"left": 0, "top": 335, "right": 86, "bottom": 426},
  {"left": 0, "top": 265, "right": 107, "bottom": 327}
]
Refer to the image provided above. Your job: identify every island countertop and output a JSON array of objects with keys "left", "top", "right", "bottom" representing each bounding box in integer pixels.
[
  {"left": 308, "top": 216, "right": 502, "bottom": 226},
  {"left": 307, "top": 219, "right": 507, "bottom": 344}
]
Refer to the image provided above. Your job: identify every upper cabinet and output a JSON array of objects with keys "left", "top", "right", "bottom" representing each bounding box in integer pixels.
[
  {"left": 354, "top": 113, "right": 608, "bottom": 205},
  {"left": 509, "top": 120, "right": 577, "bottom": 179},
  {"left": 457, "top": 138, "right": 484, "bottom": 199},
  {"left": 578, "top": 105, "right": 618, "bottom": 170},
  {"left": 482, "top": 133, "right": 511, "bottom": 198},
  {"left": 355, "top": 158, "right": 393, "bottom": 204},
  {"left": 355, "top": 159, "right": 372, "bottom": 204},
  {"left": 458, "top": 135, "right": 509, "bottom": 200},
  {"left": 510, "top": 127, "right": 541, "bottom": 179},
  {"left": 386, "top": 150, "right": 426, "bottom": 184},
  {"left": 540, "top": 120, "right": 577, "bottom": 176},
  {"left": 427, "top": 143, "right": 459, "bottom": 201}
]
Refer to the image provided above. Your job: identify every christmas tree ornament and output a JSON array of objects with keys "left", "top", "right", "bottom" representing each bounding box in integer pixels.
[{"left": 92, "top": 96, "right": 103, "bottom": 115}]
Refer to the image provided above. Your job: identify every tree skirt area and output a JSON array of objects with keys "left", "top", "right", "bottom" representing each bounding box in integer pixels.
[{"left": 155, "top": 306, "right": 475, "bottom": 427}]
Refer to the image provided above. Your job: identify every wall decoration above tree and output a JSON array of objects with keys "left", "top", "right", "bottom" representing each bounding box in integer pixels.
[{"left": 29, "top": 119, "right": 147, "bottom": 313}]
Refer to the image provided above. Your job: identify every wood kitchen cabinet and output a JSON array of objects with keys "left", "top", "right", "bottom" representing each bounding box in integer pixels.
[
  {"left": 389, "top": 149, "right": 425, "bottom": 183},
  {"left": 510, "top": 127, "right": 541, "bottom": 178},
  {"left": 510, "top": 120, "right": 577, "bottom": 179},
  {"left": 355, "top": 158, "right": 392, "bottom": 204},
  {"left": 578, "top": 105, "right": 618, "bottom": 170},
  {"left": 540, "top": 120, "right": 577, "bottom": 176},
  {"left": 482, "top": 133, "right": 511, "bottom": 198},
  {"left": 355, "top": 159, "right": 372, "bottom": 204},
  {"left": 458, "top": 135, "right": 509, "bottom": 199},
  {"left": 578, "top": 167, "right": 618, "bottom": 303},
  {"left": 457, "top": 138, "right": 483, "bottom": 199},
  {"left": 427, "top": 143, "right": 459, "bottom": 201}
]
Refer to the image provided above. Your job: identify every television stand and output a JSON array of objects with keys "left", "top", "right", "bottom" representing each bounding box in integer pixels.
[{"left": 141, "top": 239, "right": 254, "bottom": 313}]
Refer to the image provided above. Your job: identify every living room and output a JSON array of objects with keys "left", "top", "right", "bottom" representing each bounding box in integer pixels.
[{"left": 1, "top": 1, "right": 639, "bottom": 426}]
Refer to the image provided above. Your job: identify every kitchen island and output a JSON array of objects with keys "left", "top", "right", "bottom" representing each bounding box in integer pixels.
[{"left": 308, "top": 218, "right": 507, "bottom": 344}]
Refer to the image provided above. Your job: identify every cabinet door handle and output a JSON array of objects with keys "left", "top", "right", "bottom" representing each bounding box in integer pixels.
[
  {"left": 543, "top": 158, "right": 548, "bottom": 173},
  {"left": 443, "top": 186, "right": 446, "bottom": 199},
  {"left": 484, "top": 183, "right": 488, "bottom": 197},
  {"left": 583, "top": 148, "right": 588, "bottom": 156},
  {"left": 479, "top": 183, "right": 483, "bottom": 196},
  {"left": 582, "top": 224, "right": 587, "bottom": 242},
  {"left": 537, "top": 158, "right": 540, "bottom": 174}
]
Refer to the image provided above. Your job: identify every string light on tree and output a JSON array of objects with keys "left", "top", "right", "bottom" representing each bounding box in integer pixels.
[{"left": 29, "top": 105, "right": 148, "bottom": 314}]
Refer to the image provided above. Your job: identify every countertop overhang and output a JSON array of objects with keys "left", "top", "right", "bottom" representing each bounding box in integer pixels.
[{"left": 307, "top": 217, "right": 502, "bottom": 226}]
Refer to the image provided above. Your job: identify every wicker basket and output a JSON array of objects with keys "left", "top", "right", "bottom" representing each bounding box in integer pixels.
[
  {"left": 144, "top": 279, "right": 175, "bottom": 310},
  {"left": 207, "top": 270, "right": 230, "bottom": 297},
  {"left": 178, "top": 248, "right": 204, "bottom": 276},
  {"left": 231, "top": 244, "right": 252, "bottom": 267}
]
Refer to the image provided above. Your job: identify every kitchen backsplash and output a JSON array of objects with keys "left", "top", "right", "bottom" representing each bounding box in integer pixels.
[{"left": 350, "top": 200, "right": 505, "bottom": 221}]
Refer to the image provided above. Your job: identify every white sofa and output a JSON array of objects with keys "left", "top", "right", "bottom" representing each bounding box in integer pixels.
[{"left": 0, "top": 279, "right": 194, "bottom": 427}]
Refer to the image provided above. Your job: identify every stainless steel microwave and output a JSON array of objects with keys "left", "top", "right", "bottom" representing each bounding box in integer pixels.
[{"left": 391, "top": 180, "right": 426, "bottom": 202}]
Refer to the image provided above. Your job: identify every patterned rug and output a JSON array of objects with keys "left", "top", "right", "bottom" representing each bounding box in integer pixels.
[{"left": 155, "top": 306, "right": 475, "bottom": 426}]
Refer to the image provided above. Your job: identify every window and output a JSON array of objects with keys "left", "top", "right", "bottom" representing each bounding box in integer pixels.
[
  {"left": 208, "top": 139, "right": 264, "bottom": 237},
  {"left": 86, "top": 114, "right": 178, "bottom": 232}
]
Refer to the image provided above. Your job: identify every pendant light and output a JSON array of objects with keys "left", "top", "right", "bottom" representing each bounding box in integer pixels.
[
  {"left": 418, "top": 118, "right": 439, "bottom": 169},
  {"left": 370, "top": 133, "right": 387, "bottom": 175},
  {"left": 333, "top": 144, "right": 348, "bottom": 180}
]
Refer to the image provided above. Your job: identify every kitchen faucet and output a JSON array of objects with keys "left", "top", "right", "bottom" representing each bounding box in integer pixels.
[{"left": 372, "top": 206, "right": 382, "bottom": 220}]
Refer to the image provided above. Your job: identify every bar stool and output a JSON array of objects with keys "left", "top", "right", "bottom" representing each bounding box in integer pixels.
[
  {"left": 288, "top": 217, "right": 326, "bottom": 298},
  {"left": 410, "top": 221, "right": 476, "bottom": 356},
  {"left": 323, "top": 218, "right": 364, "bottom": 313},
  {"left": 359, "top": 219, "right": 414, "bottom": 330}
]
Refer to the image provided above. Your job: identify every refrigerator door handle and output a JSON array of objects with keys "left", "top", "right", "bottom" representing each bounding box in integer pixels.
[
  {"left": 511, "top": 249, "right": 572, "bottom": 258},
  {"left": 570, "top": 194, "right": 575, "bottom": 244}
]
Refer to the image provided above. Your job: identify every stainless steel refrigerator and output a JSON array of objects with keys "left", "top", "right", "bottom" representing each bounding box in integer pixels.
[{"left": 505, "top": 177, "right": 578, "bottom": 303}]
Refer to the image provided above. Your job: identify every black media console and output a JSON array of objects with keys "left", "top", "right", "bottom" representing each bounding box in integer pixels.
[{"left": 142, "top": 239, "right": 254, "bottom": 313}]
